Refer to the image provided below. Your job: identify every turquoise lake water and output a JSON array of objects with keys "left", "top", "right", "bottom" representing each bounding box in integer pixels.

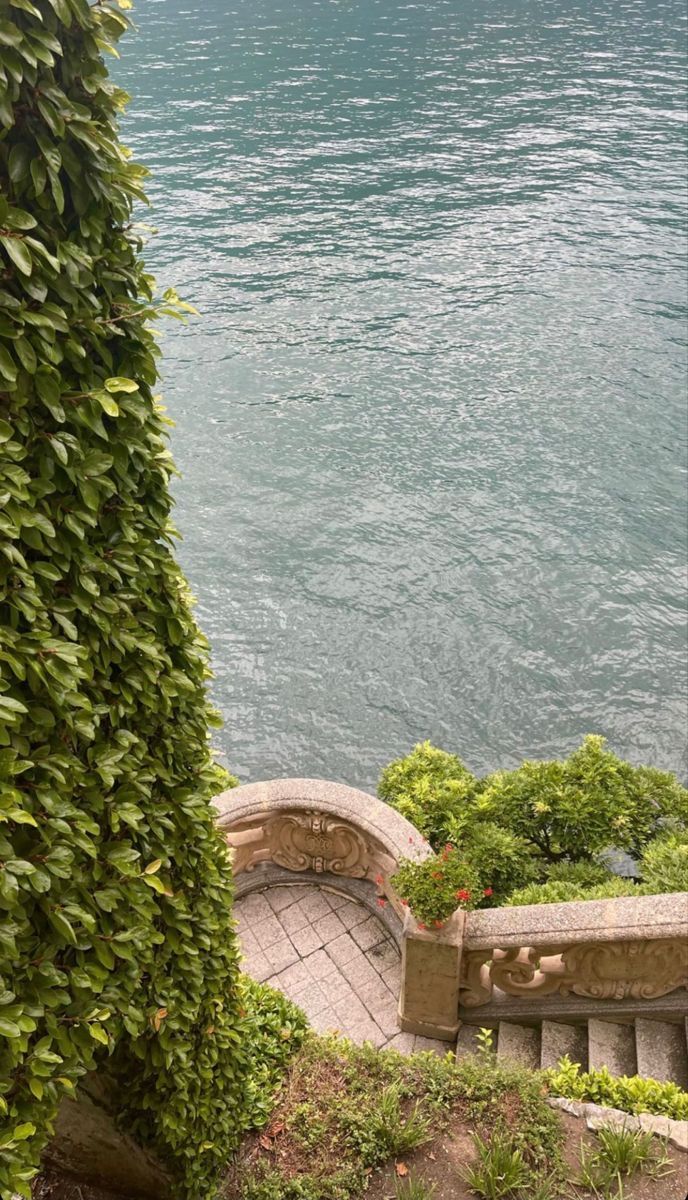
[{"left": 117, "top": 0, "right": 688, "bottom": 789}]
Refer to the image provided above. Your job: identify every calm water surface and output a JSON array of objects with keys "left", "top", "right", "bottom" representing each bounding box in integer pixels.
[{"left": 117, "top": 0, "right": 688, "bottom": 789}]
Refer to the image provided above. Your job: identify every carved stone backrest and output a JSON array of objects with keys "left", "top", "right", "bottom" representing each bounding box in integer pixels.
[{"left": 214, "top": 778, "right": 433, "bottom": 887}]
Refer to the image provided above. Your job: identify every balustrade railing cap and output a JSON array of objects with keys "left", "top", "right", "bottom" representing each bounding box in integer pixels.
[
  {"left": 213, "top": 777, "right": 433, "bottom": 864},
  {"left": 463, "top": 891, "right": 688, "bottom": 948}
]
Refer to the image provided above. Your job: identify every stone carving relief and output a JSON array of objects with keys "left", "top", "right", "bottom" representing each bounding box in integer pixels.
[
  {"left": 460, "top": 938, "right": 688, "bottom": 1007},
  {"left": 270, "top": 812, "right": 368, "bottom": 877},
  {"left": 224, "top": 809, "right": 396, "bottom": 881}
]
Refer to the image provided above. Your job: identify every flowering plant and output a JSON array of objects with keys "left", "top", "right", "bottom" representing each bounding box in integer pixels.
[{"left": 391, "top": 847, "right": 486, "bottom": 927}]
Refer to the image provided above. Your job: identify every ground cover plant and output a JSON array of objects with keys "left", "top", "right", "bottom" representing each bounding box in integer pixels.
[
  {"left": 545, "top": 1056, "right": 688, "bottom": 1122},
  {"left": 382, "top": 738, "right": 688, "bottom": 923},
  {"left": 223, "top": 1033, "right": 687, "bottom": 1200},
  {"left": 0, "top": 3, "right": 294, "bottom": 1197}
]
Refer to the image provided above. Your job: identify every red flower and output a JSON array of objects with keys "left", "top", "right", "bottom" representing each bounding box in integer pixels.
[
  {"left": 401, "top": 899, "right": 409, "bottom": 907},
  {"left": 455, "top": 888, "right": 471, "bottom": 902},
  {"left": 375, "top": 873, "right": 384, "bottom": 886},
  {"left": 483, "top": 887, "right": 493, "bottom": 897},
  {"left": 445, "top": 844, "right": 453, "bottom": 853},
  {"left": 418, "top": 921, "right": 426, "bottom": 930},
  {"left": 377, "top": 897, "right": 387, "bottom": 908}
]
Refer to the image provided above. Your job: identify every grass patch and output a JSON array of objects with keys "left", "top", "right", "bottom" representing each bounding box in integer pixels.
[{"left": 222, "top": 1033, "right": 566, "bottom": 1199}]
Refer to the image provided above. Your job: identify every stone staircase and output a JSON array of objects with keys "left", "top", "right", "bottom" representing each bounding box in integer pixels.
[{"left": 456, "top": 1017, "right": 688, "bottom": 1088}]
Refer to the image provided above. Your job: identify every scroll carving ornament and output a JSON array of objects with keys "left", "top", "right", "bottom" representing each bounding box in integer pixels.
[
  {"left": 460, "top": 938, "right": 688, "bottom": 1007},
  {"left": 224, "top": 810, "right": 390, "bottom": 879}
]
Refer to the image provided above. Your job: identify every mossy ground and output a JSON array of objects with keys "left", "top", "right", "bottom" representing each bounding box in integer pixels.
[{"left": 221, "top": 1035, "right": 688, "bottom": 1200}]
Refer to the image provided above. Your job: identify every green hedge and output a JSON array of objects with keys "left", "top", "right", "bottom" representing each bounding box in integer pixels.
[
  {"left": 385, "top": 737, "right": 687, "bottom": 923},
  {"left": 0, "top": 3, "right": 252, "bottom": 1196},
  {"left": 545, "top": 1056, "right": 688, "bottom": 1122}
]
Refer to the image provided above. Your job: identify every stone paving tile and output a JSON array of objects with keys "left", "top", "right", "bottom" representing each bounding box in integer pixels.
[
  {"left": 325, "top": 932, "right": 363, "bottom": 969},
  {"left": 267, "top": 884, "right": 310, "bottom": 913},
  {"left": 236, "top": 892, "right": 273, "bottom": 925},
  {"left": 337, "top": 900, "right": 369, "bottom": 930},
  {"left": 312, "top": 911, "right": 346, "bottom": 945},
  {"left": 263, "top": 938, "right": 299, "bottom": 975},
  {"left": 252, "top": 913, "right": 285, "bottom": 951},
  {"left": 234, "top": 884, "right": 453, "bottom": 1057},
  {"left": 303, "top": 948, "right": 338, "bottom": 981},
  {"left": 351, "top": 915, "right": 387, "bottom": 952},
  {"left": 300, "top": 890, "right": 333, "bottom": 923},
  {"left": 290, "top": 923, "right": 325, "bottom": 957},
  {"left": 291, "top": 982, "right": 330, "bottom": 1021},
  {"left": 366, "top": 938, "right": 399, "bottom": 973},
  {"left": 383, "top": 1032, "right": 416, "bottom": 1054},
  {"left": 271, "top": 960, "right": 312, "bottom": 995},
  {"left": 279, "top": 900, "right": 314, "bottom": 937}
]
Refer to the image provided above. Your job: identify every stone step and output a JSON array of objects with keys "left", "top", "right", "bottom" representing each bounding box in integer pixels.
[
  {"left": 635, "top": 1019, "right": 688, "bottom": 1088},
  {"left": 588, "top": 1019, "right": 637, "bottom": 1077},
  {"left": 497, "top": 1021, "right": 541, "bottom": 1069},
  {"left": 540, "top": 1020, "right": 588, "bottom": 1071},
  {"left": 455, "top": 1024, "right": 495, "bottom": 1061}
]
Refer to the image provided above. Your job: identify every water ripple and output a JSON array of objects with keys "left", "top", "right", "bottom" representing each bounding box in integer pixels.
[{"left": 117, "top": 0, "right": 688, "bottom": 787}]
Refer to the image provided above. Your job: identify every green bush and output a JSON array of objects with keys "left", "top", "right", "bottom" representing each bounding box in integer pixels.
[
  {"left": 239, "top": 979, "right": 308, "bottom": 1133},
  {"left": 380, "top": 736, "right": 687, "bottom": 916},
  {"left": 378, "top": 741, "right": 477, "bottom": 846},
  {"left": 545, "top": 1056, "right": 688, "bottom": 1121},
  {"left": 544, "top": 861, "right": 615, "bottom": 887},
  {"left": 477, "top": 735, "right": 685, "bottom": 864},
  {"left": 0, "top": 4, "right": 258, "bottom": 1197},
  {"left": 640, "top": 830, "right": 688, "bottom": 894},
  {"left": 505, "top": 878, "right": 639, "bottom": 907},
  {"left": 391, "top": 848, "right": 483, "bottom": 926},
  {"left": 458, "top": 822, "right": 540, "bottom": 903}
]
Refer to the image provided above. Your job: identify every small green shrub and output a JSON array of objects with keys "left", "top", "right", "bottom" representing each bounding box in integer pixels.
[
  {"left": 394, "top": 1177, "right": 437, "bottom": 1200},
  {"left": 545, "top": 1056, "right": 688, "bottom": 1120},
  {"left": 477, "top": 735, "right": 686, "bottom": 864},
  {"left": 506, "top": 877, "right": 639, "bottom": 907},
  {"left": 380, "top": 736, "right": 687, "bottom": 919},
  {"left": 640, "top": 830, "right": 688, "bottom": 893},
  {"left": 462, "top": 1131, "right": 529, "bottom": 1199},
  {"left": 345, "top": 1081, "right": 431, "bottom": 1163},
  {"left": 457, "top": 822, "right": 540, "bottom": 903},
  {"left": 239, "top": 979, "right": 308, "bottom": 1133},
  {"left": 545, "top": 860, "right": 615, "bottom": 887},
  {"left": 379, "top": 741, "right": 478, "bottom": 846},
  {"left": 391, "top": 849, "right": 484, "bottom": 926}
]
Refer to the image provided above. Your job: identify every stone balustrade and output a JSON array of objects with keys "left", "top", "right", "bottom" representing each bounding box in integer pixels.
[
  {"left": 459, "top": 891, "right": 688, "bottom": 1025},
  {"left": 216, "top": 780, "right": 688, "bottom": 1038}
]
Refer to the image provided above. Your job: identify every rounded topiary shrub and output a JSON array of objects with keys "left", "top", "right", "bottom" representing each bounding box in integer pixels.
[{"left": 0, "top": 3, "right": 251, "bottom": 1196}]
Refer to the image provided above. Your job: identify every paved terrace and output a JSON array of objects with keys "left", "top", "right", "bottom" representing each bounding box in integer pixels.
[{"left": 235, "top": 881, "right": 448, "bottom": 1054}]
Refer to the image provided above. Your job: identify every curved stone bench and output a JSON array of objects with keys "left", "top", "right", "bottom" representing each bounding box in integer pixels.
[
  {"left": 214, "top": 777, "right": 433, "bottom": 941},
  {"left": 214, "top": 779, "right": 462, "bottom": 1043}
]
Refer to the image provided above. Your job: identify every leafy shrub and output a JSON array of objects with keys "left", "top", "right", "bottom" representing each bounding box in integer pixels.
[
  {"left": 458, "top": 822, "right": 540, "bottom": 902},
  {"left": 379, "top": 741, "right": 477, "bottom": 846},
  {"left": 477, "top": 735, "right": 685, "bottom": 864},
  {"left": 380, "top": 736, "right": 687, "bottom": 917},
  {"left": 239, "top": 979, "right": 308, "bottom": 1133},
  {"left": 506, "top": 878, "right": 639, "bottom": 907},
  {"left": 544, "top": 860, "right": 615, "bottom": 887},
  {"left": 545, "top": 1056, "right": 688, "bottom": 1121},
  {"left": 0, "top": 4, "right": 257, "bottom": 1197},
  {"left": 462, "top": 1131, "right": 529, "bottom": 1199},
  {"left": 391, "top": 848, "right": 484, "bottom": 926},
  {"left": 640, "top": 830, "right": 688, "bottom": 894}
]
